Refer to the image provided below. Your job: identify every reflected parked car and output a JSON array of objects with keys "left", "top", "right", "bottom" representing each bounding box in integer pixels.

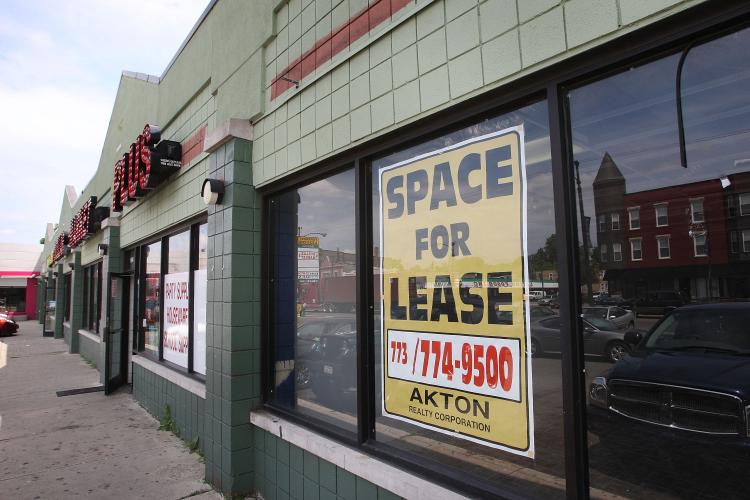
[
  {"left": 594, "top": 294, "right": 634, "bottom": 309},
  {"left": 531, "top": 315, "right": 632, "bottom": 362},
  {"left": 295, "top": 315, "right": 356, "bottom": 388},
  {"left": 530, "top": 305, "right": 558, "bottom": 320},
  {"left": 589, "top": 303, "right": 750, "bottom": 462},
  {"left": 538, "top": 294, "right": 556, "bottom": 306},
  {"left": 632, "top": 290, "right": 685, "bottom": 316},
  {"left": 583, "top": 306, "right": 635, "bottom": 330}
]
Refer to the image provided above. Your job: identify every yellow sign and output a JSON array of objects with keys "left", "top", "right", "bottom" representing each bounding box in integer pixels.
[{"left": 379, "top": 126, "right": 533, "bottom": 457}]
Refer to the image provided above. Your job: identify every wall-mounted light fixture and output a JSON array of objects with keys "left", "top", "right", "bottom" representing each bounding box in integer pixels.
[
  {"left": 201, "top": 178, "right": 225, "bottom": 205},
  {"left": 98, "top": 244, "right": 108, "bottom": 256},
  {"left": 68, "top": 263, "right": 75, "bottom": 270}
]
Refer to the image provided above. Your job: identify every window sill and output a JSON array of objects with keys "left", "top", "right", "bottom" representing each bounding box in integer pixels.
[
  {"left": 250, "top": 410, "right": 469, "bottom": 500},
  {"left": 132, "top": 355, "right": 206, "bottom": 399},
  {"left": 78, "top": 329, "right": 101, "bottom": 343}
]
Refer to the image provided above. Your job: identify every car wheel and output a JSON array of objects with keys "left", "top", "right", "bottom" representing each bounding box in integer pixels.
[
  {"left": 530, "top": 339, "right": 542, "bottom": 358},
  {"left": 606, "top": 341, "right": 630, "bottom": 363}
]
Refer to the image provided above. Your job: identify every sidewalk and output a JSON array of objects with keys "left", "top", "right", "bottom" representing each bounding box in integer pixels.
[{"left": 0, "top": 321, "right": 221, "bottom": 499}]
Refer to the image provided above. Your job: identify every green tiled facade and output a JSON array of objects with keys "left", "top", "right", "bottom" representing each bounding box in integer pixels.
[
  {"left": 203, "top": 137, "right": 261, "bottom": 494},
  {"left": 252, "top": 428, "right": 402, "bottom": 500},
  {"left": 78, "top": 334, "right": 101, "bottom": 370},
  {"left": 133, "top": 363, "right": 206, "bottom": 453}
]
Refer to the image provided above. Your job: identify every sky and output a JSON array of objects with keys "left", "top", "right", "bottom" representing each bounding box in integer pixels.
[{"left": 0, "top": 0, "right": 209, "bottom": 245}]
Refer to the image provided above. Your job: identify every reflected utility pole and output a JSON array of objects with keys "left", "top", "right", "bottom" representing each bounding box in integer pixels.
[{"left": 575, "top": 160, "right": 594, "bottom": 305}]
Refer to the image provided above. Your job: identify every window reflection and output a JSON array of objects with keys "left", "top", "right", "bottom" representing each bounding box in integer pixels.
[
  {"left": 269, "top": 169, "right": 358, "bottom": 433},
  {"left": 371, "top": 101, "right": 567, "bottom": 498},
  {"left": 570, "top": 25, "right": 750, "bottom": 499},
  {"left": 144, "top": 241, "right": 161, "bottom": 355}
]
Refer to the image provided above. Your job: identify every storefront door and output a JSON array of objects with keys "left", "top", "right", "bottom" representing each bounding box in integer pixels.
[{"left": 105, "top": 273, "right": 130, "bottom": 394}]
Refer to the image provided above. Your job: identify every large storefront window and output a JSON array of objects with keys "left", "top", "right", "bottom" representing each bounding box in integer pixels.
[
  {"left": 569, "top": 25, "right": 750, "bottom": 499},
  {"left": 163, "top": 230, "right": 190, "bottom": 367},
  {"left": 82, "top": 261, "right": 102, "bottom": 333},
  {"left": 268, "top": 169, "right": 358, "bottom": 433},
  {"left": 266, "top": 101, "right": 565, "bottom": 497},
  {"left": 138, "top": 221, "right": 207, "bottom": 376},
  {"left": 371, "top": 101, "right": 564, "bottom": 497},
  {"left": 0, "top": 287, "right": 26, "bottom": 313}
]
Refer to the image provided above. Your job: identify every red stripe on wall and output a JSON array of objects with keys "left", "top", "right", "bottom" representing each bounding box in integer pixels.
[
  {"left": 181, "top": 125, "right": 207, "bottom": 165},
  {"left": 271, "top": 0, "right": 413, "bottom": 100}
]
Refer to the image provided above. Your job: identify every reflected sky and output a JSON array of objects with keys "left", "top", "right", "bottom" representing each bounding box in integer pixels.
[
  {"left": 570, "top": 26, "right": 750, "bottom": 246},
  {"left": 296, "top": 168, "right": 356, "bottom": 254}
]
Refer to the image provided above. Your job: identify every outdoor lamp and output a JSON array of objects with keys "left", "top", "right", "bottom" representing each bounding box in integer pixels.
[
  {"left": 68, "top": 263, "right": 74, "bottom": 270},
  {"left": 98, "top": 244, "right": 108, "bottom": 256},
  {"left": 201, "top": 178, "right": 225, "bottom": 205}
]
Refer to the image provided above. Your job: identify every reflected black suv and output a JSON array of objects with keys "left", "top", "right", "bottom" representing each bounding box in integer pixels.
[{"left": 589, "top": 303, "right": 750, "bottom": 460}]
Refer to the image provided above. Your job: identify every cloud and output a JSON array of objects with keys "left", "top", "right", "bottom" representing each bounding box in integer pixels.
[{"left": 0, "top": 0, "right": 208, "bottom": 244}]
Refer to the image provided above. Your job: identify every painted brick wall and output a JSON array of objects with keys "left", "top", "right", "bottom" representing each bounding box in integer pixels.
[
  {"left": 252, "top": 0, "right": 704, "bottom": 186},
  {"left": 133, "top": 363, "right": 207, "bottom": 454},
  {"left": 252, "top": 427, "right": 403, "bottom": 500}
]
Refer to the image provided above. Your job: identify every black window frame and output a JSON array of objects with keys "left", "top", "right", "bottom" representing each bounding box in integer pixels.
[
  {"left": 260, "top": 4, "right": 750, "bottom": 499},
  {"left": 63, "top": 272, "right": 72, "bottom": 322},
  {"left": 81, "top": 260, "right": 103, "bottom": 334},
  {"left": 130, "top": 215, "right": 207, "bottom": 381}
]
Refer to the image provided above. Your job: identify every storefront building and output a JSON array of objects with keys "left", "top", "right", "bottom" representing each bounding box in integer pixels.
[
  {"left": 0, "top": 243, "right": 41, "bottom": 321},
  {"left": 37, "top": 1, "right": 750, "bottom": 498}
]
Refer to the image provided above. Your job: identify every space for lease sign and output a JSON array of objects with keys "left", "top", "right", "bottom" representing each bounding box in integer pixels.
[{"left": 379, "top": 126, "right": 534, "bottom": 457}]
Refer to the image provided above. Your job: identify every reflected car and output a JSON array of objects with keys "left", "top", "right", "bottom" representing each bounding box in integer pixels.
[
  {"left": 538, "top": 295, "right": 556, "bottom": 306},
  {"left": 299, "top": 302, "right": 334, "bottom": 315},
  {"left": 594, "top": 294, "right": 634, "bottom": 309},
  {"left": 582, "top": 306, "right": 635, "bottom": 330},
  {"left": 295, "top": 315, "right": 356, "bottom": 388},
  {"left": 589, "top": 303, "right": 750, "bottom": 460},
  {"left": 632, "top": 290, "right": 685, "bottom": 316},
  {"left": 305, "top": 331, "right": 357, "bottom": 403},
  {"left": 0, "top": 314, "right": 18, "bottom": 336},
  {"left": 531, "top": 315, "right": 632, "bottom": 362},
  {"left": 529, "top": 305, "right": 558, "bottom": 320}
]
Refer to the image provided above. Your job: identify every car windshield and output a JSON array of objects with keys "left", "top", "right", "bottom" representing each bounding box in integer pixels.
[{"left": 644, "top": 308, "right": 750, "bottom": 354}]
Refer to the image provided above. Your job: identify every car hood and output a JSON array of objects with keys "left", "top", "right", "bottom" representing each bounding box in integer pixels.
[{"left": 609, "top": 350, "right": 750, "bottom": 399}]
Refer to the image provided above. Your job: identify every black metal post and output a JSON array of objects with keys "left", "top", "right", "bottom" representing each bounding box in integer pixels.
[
  {"left": 575, "top": 160, "right": 594, "bottom": 305},
  {"left": 550, "top": 85, "right": 590, "bottom": 500}
]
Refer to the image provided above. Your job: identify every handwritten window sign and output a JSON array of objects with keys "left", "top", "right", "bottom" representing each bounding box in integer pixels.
[
  {"left": 163, "top": 271, "right": 190, "bottom": 368},
  {"left": 379, "top": 126, "right": 534, "bottom": 457}
]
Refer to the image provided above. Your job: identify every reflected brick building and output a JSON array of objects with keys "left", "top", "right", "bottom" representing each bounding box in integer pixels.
[{"left": 594, "top": 153, "right": 750, "bottom": 300}]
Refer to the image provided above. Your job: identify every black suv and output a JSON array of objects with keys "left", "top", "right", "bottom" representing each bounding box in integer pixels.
[{"left": 588, "top": 303, "right": 750, "bottom": 485}]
